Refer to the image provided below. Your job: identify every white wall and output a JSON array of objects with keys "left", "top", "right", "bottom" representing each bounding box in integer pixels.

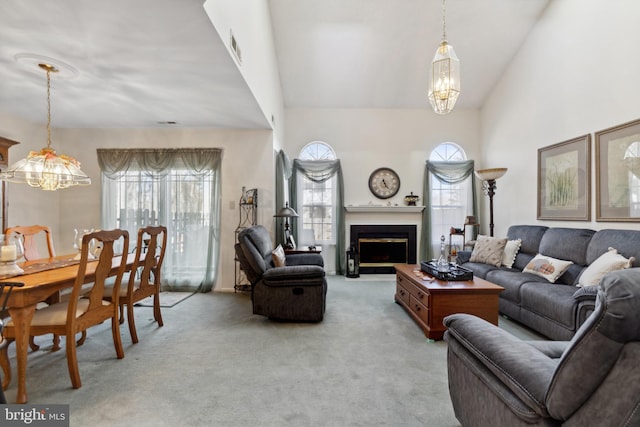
[
  {"left": 481, "top": 0, "right": 640, "bottom": 236},
  {"left": 284, "top": 107, "right": 481, "bottom": 271},
  {"left": 203, "top": 0, "right": 285, "bottom": 143}
]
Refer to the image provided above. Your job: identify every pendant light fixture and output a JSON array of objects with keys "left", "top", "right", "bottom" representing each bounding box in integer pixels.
[
  {"left": 428, "top": 0, "right": 460, "bottom": 115},
  {"left": 0, "top": 63, "right": 91, "bottom": 191}
]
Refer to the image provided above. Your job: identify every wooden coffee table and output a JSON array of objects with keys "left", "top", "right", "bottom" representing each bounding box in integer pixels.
[{"left": 394, "top": 264, "right": 504, "bottom": 340}]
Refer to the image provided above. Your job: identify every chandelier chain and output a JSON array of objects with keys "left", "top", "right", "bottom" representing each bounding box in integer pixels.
[
  {"left": 46, "top": 69, "right": 52, "bottom": 149},
  {"left": 442, "top": 0, "right": 446, "bottom": 41}
]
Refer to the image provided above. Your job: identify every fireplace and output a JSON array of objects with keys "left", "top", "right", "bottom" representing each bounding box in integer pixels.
[{"left": 350, "top": 225, "right": 417, "bottom": 274}]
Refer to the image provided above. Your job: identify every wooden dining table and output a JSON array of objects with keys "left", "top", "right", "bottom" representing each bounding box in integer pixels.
[{"left": 0, "top": 253, "right": 138, "bottom": 403}]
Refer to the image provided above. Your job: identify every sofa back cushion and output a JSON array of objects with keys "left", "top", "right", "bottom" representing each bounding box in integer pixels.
[
  {"left": 586, "top": 229, "right": 640, "bottom": 267},
  {"left": 507, "top": 225, "right": 548, "bottom": 270},
  {"left": 538, "top": 227, "right": 595, "bottom": 265},
  {"left": 537, "top": 228, "right": 595, "bottom": 285}
]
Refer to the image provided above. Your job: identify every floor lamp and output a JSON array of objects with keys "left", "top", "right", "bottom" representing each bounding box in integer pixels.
[
  {"left": 274, "top": 202, "right": 299, "bottom": 249},
  {"left": 475, "top": 168, "right": 507, "bottom": 237}
]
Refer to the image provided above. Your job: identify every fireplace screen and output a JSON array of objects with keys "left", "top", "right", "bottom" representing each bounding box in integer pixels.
[{"left": 358, "top": 238, "right": 409, "bottom": 267}]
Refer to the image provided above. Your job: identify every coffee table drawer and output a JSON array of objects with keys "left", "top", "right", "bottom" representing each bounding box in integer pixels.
[
  {"left": 396, "top": 283, "right": 410, "bottom": 305},
  {"left": 406, "top": 280, "right": 430, "bottom": 306},
  {"left": 410, "top": 295, "right": 429, "bottom": 325}
]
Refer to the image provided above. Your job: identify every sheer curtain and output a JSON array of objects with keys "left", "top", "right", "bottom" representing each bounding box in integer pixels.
[
  {"left": 420, "top": 160, "right": 477, "bottom": 260},
  {"left": 290, "top": 159, "right": 345, "bottom": 274},
  {"left": 97, "top": 148, "right": 222, "bottom": 292}
]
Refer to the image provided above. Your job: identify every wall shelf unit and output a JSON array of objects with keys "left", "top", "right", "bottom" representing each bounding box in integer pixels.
[{"left": 235, "top": 187, "right": 257, "bottom": 292}]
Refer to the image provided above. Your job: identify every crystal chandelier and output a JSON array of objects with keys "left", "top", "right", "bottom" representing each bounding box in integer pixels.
[
  {"left": 428, "top": 0, "right": 460, "bottom": 115},
  {"left": 0, "top": 63, "right": 91, "bottom": 191}
]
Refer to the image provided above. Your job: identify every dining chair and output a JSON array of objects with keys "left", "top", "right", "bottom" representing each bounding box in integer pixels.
[
  {"left": 5, "top": 225, "right": 56, "bottom": 261},
  {"left": 0, "top": 282, "right": 23, "bottom": 399},
  {"left": 3, "top": 229, "right": 129, "bottom": 389},
  {"left": 104, "top": 225, "right": 167, "bottom": 343},
  {"left": 5, "top": 225, "right": 60, "bottom": 352}
]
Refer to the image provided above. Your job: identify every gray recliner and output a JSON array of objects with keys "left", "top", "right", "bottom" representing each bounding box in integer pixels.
[
  {"left": 235, "top": 225, "right": 327, "bottom": 322},
  {"left": 443, "top": 268, "right": 640, "bottom": 427}
]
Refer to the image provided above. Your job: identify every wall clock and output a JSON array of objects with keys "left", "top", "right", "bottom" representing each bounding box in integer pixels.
[{"left": 368, "top": 167, "right": 400, "bottom": 199}]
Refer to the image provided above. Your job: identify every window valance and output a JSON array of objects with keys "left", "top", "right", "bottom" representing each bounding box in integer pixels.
[{"left": 97, "top": 148, "right": 222, "bottom": 179}]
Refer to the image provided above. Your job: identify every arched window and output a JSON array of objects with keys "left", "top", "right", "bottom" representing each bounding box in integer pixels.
[
  {"left": 297, "top": 142, "right": 337, "bottom": 244},
  {"left": 428, "top": 142, "right": 473, "bottom": 255},
  {"left": 429, "top": 142, "right": 466, "bottom": 162},
  {"left": 300, "top": 141, "right": 336, "bottom": 161}
]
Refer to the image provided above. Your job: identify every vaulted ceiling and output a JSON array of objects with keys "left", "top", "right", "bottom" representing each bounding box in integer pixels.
[{"left": 0, "top": 0, "right": 549, "bottom": 129}]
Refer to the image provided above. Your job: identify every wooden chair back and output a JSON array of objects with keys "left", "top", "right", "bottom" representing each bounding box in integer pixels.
[
  {"left": 71, "top": 229, "right": 129, "bottom": 332},
  {"left": 128, "top": 225, "right": 167, "bottom": 301},
  {"left": 120, "top": 225, "right": 167, "bottom": 343},
  {"left": 5, "top": 225, "right": 55, "bottom": 261}
]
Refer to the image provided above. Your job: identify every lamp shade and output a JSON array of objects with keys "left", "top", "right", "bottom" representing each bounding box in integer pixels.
[
  {"left": 475, "top": 168, "right": 507, "bottom": 181},
  {"left": 274, "top": 202, "right": 298, "bottom": 218},
  {"left": 1, "top": 148, "right": 91, "bottom": 190}
]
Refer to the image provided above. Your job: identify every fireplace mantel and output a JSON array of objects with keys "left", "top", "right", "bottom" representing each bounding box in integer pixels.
[{"left": 345, "top": 205, "right": 425, "bottom": 213}]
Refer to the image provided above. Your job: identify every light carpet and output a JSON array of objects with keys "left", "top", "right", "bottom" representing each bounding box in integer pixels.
[
  {"left": 2, "top": 275, "right": 540, "bottom": 426},
  {"left": 135, "top": 291, "right": 195, "bottom": 308}
]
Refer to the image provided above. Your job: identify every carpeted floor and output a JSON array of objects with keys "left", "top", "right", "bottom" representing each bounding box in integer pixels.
[
  {"left": 135, "top": 291, "right": 195, "bottom": 307},
  {"left": 2, "top": 275, "right": 542, "bottom": 426}
]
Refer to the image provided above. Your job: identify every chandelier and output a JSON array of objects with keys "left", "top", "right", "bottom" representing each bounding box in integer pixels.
[
  {"left": 0, "top": 63, "right": 91, "bottom": 191},
  {"left": 428, "top": 0, "right": 461, "bottom": 115}
]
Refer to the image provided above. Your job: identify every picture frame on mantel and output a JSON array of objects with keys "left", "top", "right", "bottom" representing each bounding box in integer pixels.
[
  {"left": 537, "top": 134, "right": 591, "bottom": 221},
  {"left": 596, "top": 118, "right": 640, "bottom": 222}
]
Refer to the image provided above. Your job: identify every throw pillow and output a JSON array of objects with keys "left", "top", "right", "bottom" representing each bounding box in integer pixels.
[
  {"left": 523, "top": 254, "right": 573, "bottom": 283},
  {"left": 272, "top": 244, "right": 286, "bottom": 267},
  {"left": 469, "top": 235, "right": 508, "bottom": 267},
  {"left": 577, "top": 247, "right": 635, "bottom": 287},
  {"left": 501, "top": 239, "right": 522, "bottom": 268}
]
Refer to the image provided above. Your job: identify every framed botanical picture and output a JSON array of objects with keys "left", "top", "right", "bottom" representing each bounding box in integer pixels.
[
  {"left": 596, "top": 118, "right": 640, "bottom": 222},
  {"left": 537, "top": 134, "right": 591, "bottom": 220}
]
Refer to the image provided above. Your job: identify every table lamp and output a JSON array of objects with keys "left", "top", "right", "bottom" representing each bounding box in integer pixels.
[{"left": 274, "top": 202, "right": 299, "bottom": 249}]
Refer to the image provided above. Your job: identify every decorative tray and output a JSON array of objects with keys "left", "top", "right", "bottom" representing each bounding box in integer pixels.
[{"left": 420, "top": 261, "right": 474, "bottom": 281}]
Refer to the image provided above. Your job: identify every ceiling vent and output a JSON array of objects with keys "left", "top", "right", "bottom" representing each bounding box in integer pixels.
[{"left": 230, "top": 30, "right": 242, "bottom": 64}]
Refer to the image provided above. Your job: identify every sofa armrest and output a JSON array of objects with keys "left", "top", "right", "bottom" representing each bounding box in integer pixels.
[
  {"left": 573, "top": 286, "right": 598, "bottom": 328},
  {"left": 262, "top": 265, "right": 325, "bottom": 287},
  {"left": 285, "top": 253, "right": 324, "bottom": 267},
  {"left": 573, "top": 285, "right": 598, "bottom": 301},
  {"left": 525, "top": 341, "right": 569, "bottom": 359},
  {"left": 456, "top": 250, "right": 472, "bottom": 264},
  {"left": 444, "top": 314, "right": 557, "bottom": 416}
]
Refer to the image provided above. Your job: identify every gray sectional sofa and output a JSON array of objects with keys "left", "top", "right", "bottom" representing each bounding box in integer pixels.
[{"left": 457, "top": 225, "right": 640, "bottom": 340}]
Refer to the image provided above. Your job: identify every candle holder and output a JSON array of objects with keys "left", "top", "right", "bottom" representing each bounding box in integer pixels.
[{"left": 0, "top": 234, "right": 24, "bottom": 276}]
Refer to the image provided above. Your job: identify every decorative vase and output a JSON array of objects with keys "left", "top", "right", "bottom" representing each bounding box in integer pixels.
[
  {"left": 437, "top": 235, "right": 450, "bottom": 273},
  {"left": 404, "top": 192, "right": 420, "bottom": 206}
]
